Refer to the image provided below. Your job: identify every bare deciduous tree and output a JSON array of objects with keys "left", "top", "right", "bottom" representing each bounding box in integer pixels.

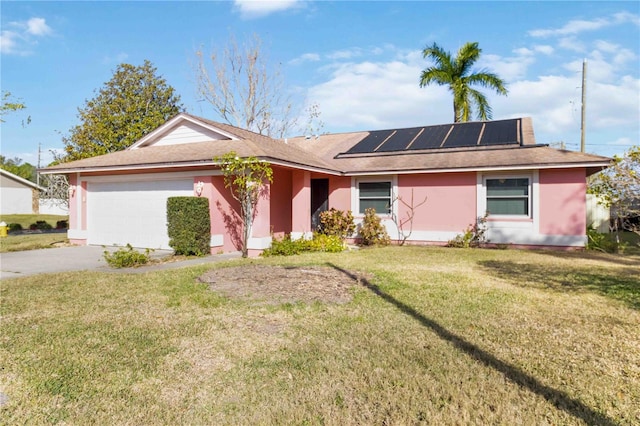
[
  {"left": 39, "top": 174, "right": 70, "bottom": 209},
  {"left": 195, "top": 34, "right": 298, "bottom": 138},
  {"left": 589, "top": 146, "right": 640, "bottom": 243},
  {"left": 389, "top": 189, "right": 428, "bottom": 245}
]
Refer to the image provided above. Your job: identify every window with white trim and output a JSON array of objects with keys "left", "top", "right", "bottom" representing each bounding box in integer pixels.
[
  {"left": 358, "top": 181, "right": 391, "bottom": 214},
  {"left": 485, "top": 177, "right": 530, "bottom": 216}
]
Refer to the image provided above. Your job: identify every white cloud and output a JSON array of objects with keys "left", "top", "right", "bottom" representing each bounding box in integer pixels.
[
  {"left": 326, "top": 48, "right": 363, "bottom": 60},
  {"left": 481, "top": 52, "right": 534, "bottom": 82},
  {"left": 588, "top": 76, "right": 640, "bottom": 129},
  {"left": 513, "top": 47, "right": 533, "bottom": 56},
  {"left": 233, "top": 0, "right": 302, "bottom": 19},
  {"left": 558, "top": 36, "right": 586, "bottom": 52},
  {"left": 102, "top": 52, "right": 130, "bottom": 64},
  {"left": 307, "top": 59, "right": 449, "bottom": 130},
  {"left": 591, "top": 40, "right": 636, "bottom": 66},
  {"left": 0, "top": 30, "right": 21, "bottom": 54},
  {"left": 289, "top": 52, "right": 320, "bottom": 65},
  {"left": 1, "top": 17, "right": 53, "bottom": 55},
  {"left": 612, "top": 11, "right": 640, "bottom": 26},
  {"left": 26, "top": 17, "right": 52, "bottom": 36},
  {"left": 533, "top": 45, "right": 554, "bottom": 55},
  {"left": 530, "top": 18, "right": 610, "bottom": 38},
  {"left": 610, "top": 136, "right": 633, "bottom": 146},
  {"left": 594, "top": 40, "right": 618, "bottom": 53}
]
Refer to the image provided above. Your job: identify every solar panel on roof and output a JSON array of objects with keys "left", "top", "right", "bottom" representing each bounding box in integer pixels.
[
  {"left": 443, "top": 122, "right": 484, "bottom": 148},
  {"left": 342, "top": 118, "right": 522, "bottom": 156},
  {"left": 346, "top": 129, "right": 395, "bottom": 154},
  {"left": 480, "top": 120, "right": 519, "bottom": 145},
  {"left": 409, "top": 124, "right": 451, "bottom": 150},
  {"left": 377, "top": 127, "right": 422, "bottom": 152}
]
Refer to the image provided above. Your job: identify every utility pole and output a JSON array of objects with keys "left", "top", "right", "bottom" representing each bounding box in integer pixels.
[
  {"left": 37, "top": 142, "right": 41, "bottom": 186},
  {"left": 580, "top": 59, "right": 587, "bottom": 153}
]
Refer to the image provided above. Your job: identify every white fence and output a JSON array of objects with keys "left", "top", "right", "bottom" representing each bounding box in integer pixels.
[
  {"left": 586, "top": 194, "right": 610, "bottom": 233},
  {"left": 39, "top": 199, "right": 69, "bottom": 216}
]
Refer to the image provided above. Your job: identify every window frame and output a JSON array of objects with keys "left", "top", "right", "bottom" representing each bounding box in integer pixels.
[
  {"left": 483, "top": 175, "right": 532, "bottom": 219},
  {"left": 353, "top": 176, "right": 397, "bottom": 216}
]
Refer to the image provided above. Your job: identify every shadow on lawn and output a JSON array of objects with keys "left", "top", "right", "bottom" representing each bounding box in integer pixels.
[
  {"left": 478, "top": 260, "right": 640, "bottom": 310},
  {"left": 537, "top": 249, "right": 640, "bottom": 267},
  {"left": 327, "top": 263, "right": 618, "bottom": 426}
]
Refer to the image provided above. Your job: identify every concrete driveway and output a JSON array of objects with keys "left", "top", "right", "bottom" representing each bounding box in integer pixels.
[{"left": 0, "top": 245, "right": 241, "bottom": 280}]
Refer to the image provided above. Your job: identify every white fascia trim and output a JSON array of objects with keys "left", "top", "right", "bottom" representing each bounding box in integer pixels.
[
  {"left": 40, "top": 162, "right": 224, "bottom": 175},
  {"left": 248, "top": 236, "right": 273, "bottom": 250},
  {"left": 344, "top": 162, "right": 610, "bottom": 176},
  {"left": 80, "top": 171, "right": 220, "bottom": 183},
  {"left": 68, "top": 229, "right": 87, "bottom": 240},
  {"left": 129, "top": 114, "right": 239, "bottom": 149},
  {"left": 210, "top": 234, "right": 224, "bottom": 247}
]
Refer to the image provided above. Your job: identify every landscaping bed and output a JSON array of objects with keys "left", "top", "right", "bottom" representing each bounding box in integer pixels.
[{"left": 198, "top": 264, "right": 364, "bottom": 304}]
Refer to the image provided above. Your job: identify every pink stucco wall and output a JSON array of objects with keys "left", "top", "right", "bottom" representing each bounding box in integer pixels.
[
  {"left": 68, "top": 174, "right": 78, "bottom": 230},
  {"left": 539, "top": 168, "right": 586, "bottom": 236},
  {"left": 328, "top": 176, "right": 351, "bottom": 211},
  {"left": 270, "top": 167, "right": 292, "bottom": 236},
  {"left": 398, "top": 172, "right": 477, "bottom": 231},
  {"left": 67, "top": 174, "right": 87, "bottom": 245},
  {"left": 211, "top": 176, "right": 243, "bottom": 252},
  {"left": 252, "top": 182, "right": 271, "bottom": 238},
  {"left": 80, "top": 180, "right": 87, "bottom": 231},
  {"left": 291, "top": 170, "right": 311, "bottom": 234}
]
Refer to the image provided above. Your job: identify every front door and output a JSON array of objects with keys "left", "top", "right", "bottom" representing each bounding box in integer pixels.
[{"left": 310, "top": 179, "right": 329, "bottom": 231}]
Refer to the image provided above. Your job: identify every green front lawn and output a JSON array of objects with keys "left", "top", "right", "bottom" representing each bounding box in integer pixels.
[
  {"left": 1, "top": 246, "right": 638, "bottom": 424},
  {"left": 0, "top": 233, "right": 69, "bottom": 253}
]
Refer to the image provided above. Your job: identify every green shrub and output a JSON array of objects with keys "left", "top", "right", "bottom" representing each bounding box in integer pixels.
[
  {"left": 7, "top": 223, "right": 22, "bottom": 233},
  {"left": 103, "top": 244, "right": 152, "bottom": 268},
  {"left": 447, "top": 215, "right": 489, "bottom": 248},
  {"left": 586, "top": 227, "right": 622, "bottom": 253},
  {"left": 56, "top": 220, "right": 68, "bottom": 229},
  {"left": 262, "top": 234, "right": 305, "bottom": 256},
  {"left": 305, "top": 233, "right": 345, "bottom": 253},
  {"left": 167, "top": 197, "right": 211, "bottom": 256},
  {"left": 29, "top": 220, "right": 53, "bottom": 230},
  {"left": 262, "top": 233, "right": 346, "bottom": 257},
  {"left": 319, "top": 208, "right": 356, "bottom": 239},
  {"left": 359, "top": 208, "right": 390, "bottom": 246}
]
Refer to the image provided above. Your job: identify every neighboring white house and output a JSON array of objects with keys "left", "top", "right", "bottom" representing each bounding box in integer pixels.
[{"left": 0, "top": 169, "right": 44, "bottom": 215}]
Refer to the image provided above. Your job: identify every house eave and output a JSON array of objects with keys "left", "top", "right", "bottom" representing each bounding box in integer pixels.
[
  {"left": 0, "top": 168, "right": 45, "bottom": 190},
  {"left": 40, "top": 157, "right": 343, "bottom": 177},
  {"left": 342, "top": 161, "right": 612, "bottom": 176},
  {"left": 41, "top": 159, "right": 610, "bottom": 177},
  {"left": 39, "top": 160, "right": 217, "bottom": 175}
]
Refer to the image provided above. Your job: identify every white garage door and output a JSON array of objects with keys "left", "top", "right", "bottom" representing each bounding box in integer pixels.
[{"left": 87, "top": 179, "right": 193, "bottom": 249}]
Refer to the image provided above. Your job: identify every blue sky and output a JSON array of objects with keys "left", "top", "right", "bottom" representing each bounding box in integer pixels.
[{"left": 1, "top": 1, "right": 638, "bottom": 166}]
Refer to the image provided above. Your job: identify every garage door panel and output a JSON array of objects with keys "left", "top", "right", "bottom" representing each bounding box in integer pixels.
[{"left": 87, "top": 179, "right": 193, "bottom": 249}]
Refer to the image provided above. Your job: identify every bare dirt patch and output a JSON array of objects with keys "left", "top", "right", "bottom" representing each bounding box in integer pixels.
[{"left": 198, "top": 264, "right": 363, "bottom": 304}]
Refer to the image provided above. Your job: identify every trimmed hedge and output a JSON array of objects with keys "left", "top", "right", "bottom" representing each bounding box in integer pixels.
[{"left": 167, "top": 196, "right": 211, "bottom": 256}]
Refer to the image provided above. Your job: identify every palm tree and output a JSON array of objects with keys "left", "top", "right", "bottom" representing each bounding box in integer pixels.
[{"left": 419, "top": 42, "right": 508, "bottom": 122}]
